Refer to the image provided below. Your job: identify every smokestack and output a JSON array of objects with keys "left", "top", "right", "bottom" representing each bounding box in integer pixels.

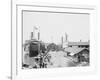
[
  {"left": 31, "top": 32, "right": 33, "bottom": 40},
  {"left": 65, "top": 33, "right": 68, "bottom": 42},
  {"left": 38, "top": 32, "right": 40, "bottom": 40},
  {"left": 61, "top": 36, "right": 63, "bottom": 47}
]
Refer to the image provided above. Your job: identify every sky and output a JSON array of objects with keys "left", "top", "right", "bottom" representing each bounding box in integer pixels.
[{"left": 23, "top": 11, "right": 90, "bottom": 44}]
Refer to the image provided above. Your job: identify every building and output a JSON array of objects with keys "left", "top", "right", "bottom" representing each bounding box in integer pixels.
[
  {"left": 61, "top": 33, "right": 90, "bottom": 63},
  {"left": 68, "top": 42, "right": 89, "bottom": 48},
  {"left": 61, "top": 33, "right": 89, "bottom": 49},
  {"left": 74, "top": 48, "right": 89, "bottom": 63}
]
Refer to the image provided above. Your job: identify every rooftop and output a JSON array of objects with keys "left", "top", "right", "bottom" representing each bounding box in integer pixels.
[
  {"left": 65, "top": 47, "right": 89, "bottom": 55},
  {"left": 68, "top": 42, "right": 89, "bottom": 46}
]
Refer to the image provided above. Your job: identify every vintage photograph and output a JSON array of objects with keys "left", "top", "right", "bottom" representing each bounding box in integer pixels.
[{"left": 22, "top": 10, "right": 90, "bottom": 69}]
